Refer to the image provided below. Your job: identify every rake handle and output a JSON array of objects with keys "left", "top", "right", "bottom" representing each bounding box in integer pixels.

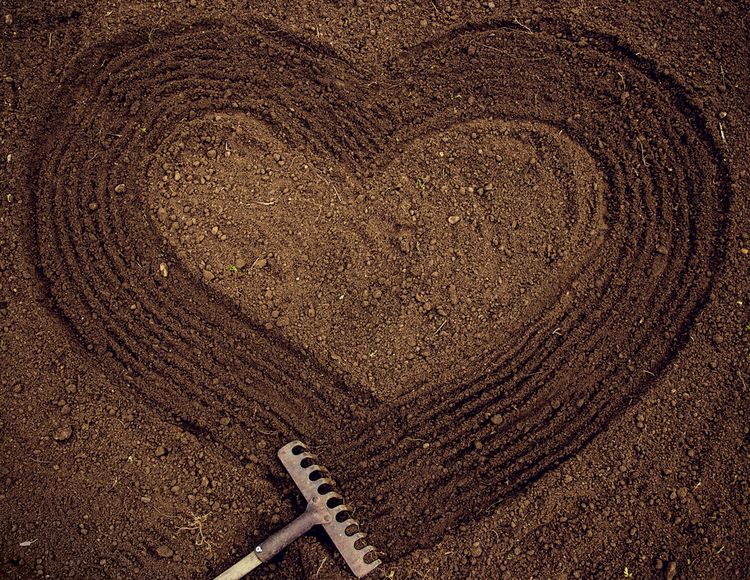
[{"left": 213, "top": 497, "right": 331, "bottom": 580}]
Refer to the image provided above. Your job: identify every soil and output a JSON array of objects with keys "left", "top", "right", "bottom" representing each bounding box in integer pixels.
[{"left": 1, "top": 1, "right": 749, "bottom": 579}]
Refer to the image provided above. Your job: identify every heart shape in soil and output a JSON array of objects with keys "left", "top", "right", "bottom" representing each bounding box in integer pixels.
[
  {"left": 145, "top": 113, "right": 606, "bottom": 401},
  {"left": 31, "top": 17, "right": 729, "bottom": 563}
]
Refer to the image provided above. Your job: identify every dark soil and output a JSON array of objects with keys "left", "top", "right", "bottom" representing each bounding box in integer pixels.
[{"left": 2, "top": 1, "right": 749, "bottom": 579}]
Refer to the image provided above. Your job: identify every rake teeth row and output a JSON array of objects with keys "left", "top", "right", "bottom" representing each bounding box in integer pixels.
[{"left": 278, "top": 440, "right": 382, "bottom": 578}]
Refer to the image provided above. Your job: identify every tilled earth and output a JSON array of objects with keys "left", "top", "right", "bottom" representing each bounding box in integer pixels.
[{"left": 1, "top": 1, "right": 749, "bottom": 579}]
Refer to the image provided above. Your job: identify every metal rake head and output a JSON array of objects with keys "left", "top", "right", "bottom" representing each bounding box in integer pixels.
[
  {"left": 279, "top": 440, "right": 382, "bottom": 578},
  {"left": 213, "top": 440, "right": 382, "bottom": 580}
]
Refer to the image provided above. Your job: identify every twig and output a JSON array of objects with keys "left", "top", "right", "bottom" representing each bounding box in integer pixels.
[
  {"left": 434, "top": 319, "right": 448, "bottom": 334},
  {"left": 315, "top": 556, "right": 328, "bottom": 577},
  {"left": 719, "top": 122, "right": 726, "bottom": 143},
  {"left": 179, "top": 511, "right": 214, "bottom": 552},
  {"left": 251, "top": 199, "right": 278, "bottom": 206},
  {"left": 636, "top": 138, "right": 649, "bottom": 168},
  {"left": 617, "top": 72, "right": 626, "bottom": 91},
  {"left": 512, "top": 18, "right": 533, "bottom": 33}
]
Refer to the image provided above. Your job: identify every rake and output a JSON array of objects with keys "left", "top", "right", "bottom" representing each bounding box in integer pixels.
[{"left": 214, "top": 440, "right": 382, "bottom": 578}]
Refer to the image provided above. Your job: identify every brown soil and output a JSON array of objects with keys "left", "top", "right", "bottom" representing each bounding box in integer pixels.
[{"left": 2, "top": 1, "right": 748, "bottom": 579}]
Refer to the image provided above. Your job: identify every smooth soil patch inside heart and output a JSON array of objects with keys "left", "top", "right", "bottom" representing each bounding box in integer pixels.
[{"left": 146, "top": 112, "right": 606, "bottom": 399}]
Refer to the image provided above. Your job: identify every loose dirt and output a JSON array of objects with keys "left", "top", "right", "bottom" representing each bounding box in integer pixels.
[{"left": 2, "top": 1, "right": 749, "bottom": 579}]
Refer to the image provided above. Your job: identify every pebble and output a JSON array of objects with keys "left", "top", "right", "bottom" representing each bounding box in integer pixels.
[
  {"left": 665, "top": 561, "right": 677, "bottom": 580},
  {"left": 155, "top": 445, "right": 166, "bottom": 457},
  {"left": 159, "top": 263, "right": 169, "bottom": 278},
  {"left": 490, "top": 414, "right": 503, "bottom": 425},
  {"left": 88, "top": 202, "right": 98, "bottom": 210},
  {"left": 718, "top": 111, "right": 727, "bottom": 119},
  {"left": 174, "top": 171, "right": 181, "bottom": 181},
  {"left": 470, "top": 542, "right": 482, "bottom": 557},
  {"left": 53, "top": 425, "right": 73, "bottom": 442},
  {"left": 254, "top": 258, "right": 268, "bottom": 268},
  {"left": 448, "top": 215, "right": 461, "bottom": 224},
  {"left": 203, "top": 270, "right": 215, "bottom": 282},
  {"left": 235, "top": 258, "right": 247, "bottom": 270},
  {"left": 276, "top": 316, "right": 290, "bottom": 328},
  {"left": 156, "top": 545, "right": 173, "bottom": 558},
  {"left": 219, "top": 417, "right": 231, "bottom": 426},
  {"left": 114, "top": 183, "right": 126, "bottom": 194}
]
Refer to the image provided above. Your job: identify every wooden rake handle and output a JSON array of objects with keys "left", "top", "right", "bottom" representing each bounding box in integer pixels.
[{"left": 214, "top": 497, "right": 331, "bottom": 580}]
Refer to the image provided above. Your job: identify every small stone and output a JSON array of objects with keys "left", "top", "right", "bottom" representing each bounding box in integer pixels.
[
  {"left": 275, "top": 316, "right": 290, "bottom": 328},
  {"left": 203, "top": 270, "right": 215, "bottom": 282},
  {"left": 88, "top": 202, "right": 98, "bottom": 210},
  {"left": 155, "top": 445, "right": 166, "bottom": 457},
  {"left": 4, "top": 14, "right": 13, "bottom": 25},
  {"left": 53, "top": 425, "right": 73, "bottom": 442},
  {"left": 235, "top": 258, "right": 247, "bottom": 269},
  {"left": 219, "top": 417, "right": 231, "bottom": 426},
  {"left": 174, "top": 171, "right": 181, "bottom": 181},
  {"left": 156, "top": 545, "right": 173, "bottom": 558},
  {"left": 254, "top": 258, "right": 268, "bottom": 268},
  {"left": 207, "top": 149, "right": 217, "bottom": 159},
  {"left": 665, "top": 561, "right": 677, "bottom": 580},
  {"left": 114, "top": 183, "right": 126, "bottom": 194},
  {"left": 159, "top": 263, "right": 169, "bottom": 278},
  {"left": 448, "top": 215, "right": 461, "bottom": 224},
  {"left": 551, "top": 399, "right": 561, "bottom": 410},
  {"left": 490, "top": 414, "right": 503, "bottom": 425},
  {"left": 470, "top": 542, "right": 482, "bottom": 557},
  {"left": 718, "top": 111, "right": 727, "bottom": 119}
]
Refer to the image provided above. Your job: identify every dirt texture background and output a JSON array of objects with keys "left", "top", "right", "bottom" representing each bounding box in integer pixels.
[{"left": 1, "top": 0, "right": 749, "bottom": 578}]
